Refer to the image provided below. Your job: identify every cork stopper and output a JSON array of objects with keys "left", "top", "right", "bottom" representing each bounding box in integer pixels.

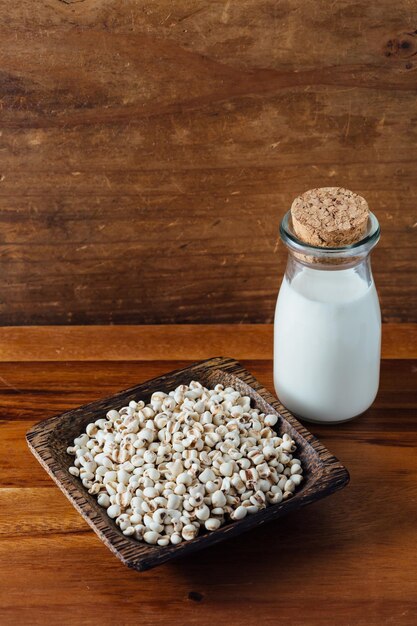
[{"left": 291, "top": 187, "right": 369, "bottom": 248}]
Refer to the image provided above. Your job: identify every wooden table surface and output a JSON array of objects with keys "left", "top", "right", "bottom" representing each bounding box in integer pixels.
[{"left": 1, "top": 324, "right": 416, "bottom": 626}]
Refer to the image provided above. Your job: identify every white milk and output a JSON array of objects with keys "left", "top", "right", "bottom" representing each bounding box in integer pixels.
[{"left": 274, "top": 267, "right": 381, "bottom": 423}]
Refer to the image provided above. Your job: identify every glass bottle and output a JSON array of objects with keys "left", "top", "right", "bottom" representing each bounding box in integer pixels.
[{"left": 274, "top": 211, "right": 381, "bottom": 424}]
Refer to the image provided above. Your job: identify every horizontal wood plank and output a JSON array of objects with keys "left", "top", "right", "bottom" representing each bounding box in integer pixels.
[{"left": 0, "top": 323, "right": 415, "bottom": 362}]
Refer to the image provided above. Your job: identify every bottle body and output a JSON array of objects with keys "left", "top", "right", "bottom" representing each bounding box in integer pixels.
[{"left": 274, "top": 259, "right": 381, "bottom": 423}]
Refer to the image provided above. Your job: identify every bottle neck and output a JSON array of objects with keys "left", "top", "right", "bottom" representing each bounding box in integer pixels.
[
  {"left": 285, "top": 251, "right": 374, "bottom": 288},
  {"left": 280, "top": 210, "right": 380, "bottom": 270}
]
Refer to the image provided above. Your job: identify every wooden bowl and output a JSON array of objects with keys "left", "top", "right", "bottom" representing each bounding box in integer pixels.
[{"left": 26, "top": 357, "right": 349, "bottom": 571}]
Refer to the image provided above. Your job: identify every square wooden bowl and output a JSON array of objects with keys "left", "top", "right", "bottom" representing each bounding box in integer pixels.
[{"left": 26, "top": 357, "right": 349, "bottom": 571}]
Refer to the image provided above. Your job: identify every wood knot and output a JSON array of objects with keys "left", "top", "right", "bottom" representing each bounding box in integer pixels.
[
  {"left": 384, "top": 30, "right": 417, "bottom": 58},
  {"left": 188, "top": 591, "right": 204, "bottom": 602}
]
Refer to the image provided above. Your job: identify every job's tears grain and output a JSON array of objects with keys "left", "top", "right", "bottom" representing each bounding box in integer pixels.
[{"left": 68, "top": 382, "right": 303, "bottom": 545}]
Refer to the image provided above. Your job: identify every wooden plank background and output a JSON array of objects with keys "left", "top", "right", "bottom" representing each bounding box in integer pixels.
[{"left": 0, "top": 0, "right": 416, "bottom": 325}]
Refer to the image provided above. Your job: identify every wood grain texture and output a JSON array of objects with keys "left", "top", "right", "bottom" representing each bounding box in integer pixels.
[
  {"left": 1, "top": 325, "right": 417, "bottom": 624},
  {"left": 0, "top": 323, "right": 416, "bottom": 362},
  {"left": 0, "top": 1, "right": 416, "bottom": 325}
]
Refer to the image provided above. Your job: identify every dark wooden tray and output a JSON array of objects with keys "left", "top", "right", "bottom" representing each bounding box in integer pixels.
[{"left": 26, "top": 357, "right": 349, "bottom": 571}]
